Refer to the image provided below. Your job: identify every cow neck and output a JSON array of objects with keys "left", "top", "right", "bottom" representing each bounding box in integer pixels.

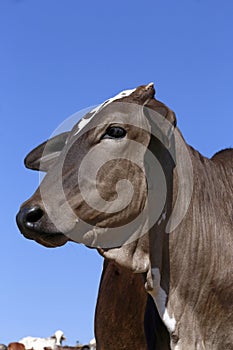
[
  {"left": 146, "top": 133, "right": 175, "bottom": 291},
  {"left": 169, "top": 146, "right": 220, "bottom": 292},
  {"left": 160, "top": 145, "right": 233, "bottom": 346}
]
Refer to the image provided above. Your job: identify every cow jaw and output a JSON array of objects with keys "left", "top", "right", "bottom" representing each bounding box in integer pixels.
[
  {"left": 34, "top": 233, "right": 69, "bottom": 248},
  {"left": 99, "top": 233, "right": 150, "bottom": 274},
  {"left": 18, "top": 226, "right": 69, "bottom": 248}
]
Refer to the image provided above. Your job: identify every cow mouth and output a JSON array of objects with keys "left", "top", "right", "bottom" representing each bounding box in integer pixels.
[
  {"left": 20, "top": 227, "right": 69, "bottom": 248},
  {"left": 24, "top": 230, "right": 69, "bottom": 248}
]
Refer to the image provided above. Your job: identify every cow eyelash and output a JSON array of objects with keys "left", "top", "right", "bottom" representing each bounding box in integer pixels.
[{"left": 102, "top": 126, "right": 127, "bottom": 139}]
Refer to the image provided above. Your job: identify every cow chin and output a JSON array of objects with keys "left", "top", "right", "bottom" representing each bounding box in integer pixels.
[
  {"left": 22, "top": 229, "right": 69, "bottom": 248},
  {"left": 16, "top": 220, "right": 68, "bottom": 249},
  {"left": 34, "top": 233, "right": 69, "bottom": 248}
]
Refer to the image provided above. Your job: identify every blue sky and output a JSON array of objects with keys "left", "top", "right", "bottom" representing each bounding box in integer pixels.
[{"left": 0, "top": 0, "right": 232, "bottom": 346}]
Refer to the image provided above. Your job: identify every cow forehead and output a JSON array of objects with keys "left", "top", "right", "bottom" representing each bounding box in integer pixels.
[{"left": 73, "top": 87, "right": 136, "bottom": 137}]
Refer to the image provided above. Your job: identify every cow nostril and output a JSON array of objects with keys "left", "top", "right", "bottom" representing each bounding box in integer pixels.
[
  {"left": 16, "top": 205, "right": 45, "bottom": 232},
  {"left": 26, "top": 207, "right": 44, "bottom": 223}
]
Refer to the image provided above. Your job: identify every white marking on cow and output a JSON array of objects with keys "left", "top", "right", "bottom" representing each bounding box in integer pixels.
[
  {"left": 173, "top": 345, "right": 181, "bottom": 350},
  {"left": 102, "top": 88, "right": 136, "bottom": 107},
  {"left": 163, "top": 308, "right": 176, "bottom": 333},
  {"left": 157, "top": 211, "right": 167, "bottom": 225},
  {"left": 73, "top": 88, "right": 136, "bottom": 136},
  {"left": 89, "top": 338, "right": 96, "bottom": 350},
  {"left": 149, "top": 268, "right": 176, "bottom": 333},
  {"left": 173, "top": 342, "right": 203, "bottom": 350},
  {"left": 76, "top": 117, "right": 93, "bottom": 132}
]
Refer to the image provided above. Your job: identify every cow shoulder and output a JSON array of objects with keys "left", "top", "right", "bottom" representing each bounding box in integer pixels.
[{"left": 211, "top": 148, "right": 233, "bottom": 165}]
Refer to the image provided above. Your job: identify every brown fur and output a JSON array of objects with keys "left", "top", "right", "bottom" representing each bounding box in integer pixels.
[
  {"left": 8, "top": 343, "right": 26, "bottom": 350},
  {"left": 17, "top": 84, "right": 233, "bottom": 349},
  {"left": 95, "top": 260, "right": 147, "bottom": 350}
]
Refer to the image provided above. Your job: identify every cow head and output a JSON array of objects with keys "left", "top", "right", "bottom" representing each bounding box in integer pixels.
[
  {"left": 51, "top": 330, "right": 66, "bottom": 345},
  {"left": 16, "top": 83, "right": 177, "bottom": 272}
]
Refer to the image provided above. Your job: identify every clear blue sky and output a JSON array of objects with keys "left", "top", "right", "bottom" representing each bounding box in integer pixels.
[{"left": 0, "top": 0, "right": 232, "bottom": 346}]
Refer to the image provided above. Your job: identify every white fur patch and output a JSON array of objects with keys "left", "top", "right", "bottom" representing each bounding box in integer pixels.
[
  {"left": 157, "top": 211, "right": 167, "bottom": 225},
  {"left": 163, "top": 308, "right": 176, "bottom": 333},
  {"left": 73, "top": 88, "right": 136, "bottom": 136},
  {"left": 149, "top": 267, "right": 176, "bottom": 333},
  {"left": 173, "top": 345, "right": 181, "bottom": 350},
  {"left": 101, "top": 88, "right": 136, "bottom": 107},
  {"left": 76, "top": 116, "right": 93, "bottom": 132},
  {"left": 73, "top": 112, "right": 95, "bottom": 136}
]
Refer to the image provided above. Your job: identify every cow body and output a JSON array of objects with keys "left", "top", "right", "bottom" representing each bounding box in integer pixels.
[
  {"left": 147, "top": 146, "right": 233, "bottom": 349},
  {"left": 0, "top": 345, "right": 7, "bottom": 350},
  {"left": 8, "top": 343, "right": 25, "bottom": 350},
  {"left": 17, "top": 84, "right": 233, "bottom": 349}
]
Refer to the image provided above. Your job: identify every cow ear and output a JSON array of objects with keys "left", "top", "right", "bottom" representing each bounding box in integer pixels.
[
  {"left": 24, "top": 132, "right": 70, "bottom": 172},
  {"left": 144, "top": 98, "right": 177, "bottom": 148},
  {"left": 145, "top": 96, "right": 177, "bottom": 126}
]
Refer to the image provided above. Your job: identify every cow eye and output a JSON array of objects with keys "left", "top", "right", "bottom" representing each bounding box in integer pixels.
[{"left": 102, "top": 126, "right": 126, "bottom": 139}]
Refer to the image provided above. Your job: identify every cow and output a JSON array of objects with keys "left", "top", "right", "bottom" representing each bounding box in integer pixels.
[
  {"left": 0, "top": 345, "right": 7, "bottom": 350},
  {"left": 19, "top": 330, "right": 66, "bottom": 350},
  {"left": 8, "top": 343, "right": 26, "bottom": 350},
  {"left": 48, "top": 344, "right": 94, "bottom": 350},
  {"left": 89, "top": 338, "right": 96, "bottom": 349},
  {"left": 16, "top": 83, "right": 233, "bottom": 349},
  {"left": 16, "top": 86, "right": 169, "bottom": 350}
]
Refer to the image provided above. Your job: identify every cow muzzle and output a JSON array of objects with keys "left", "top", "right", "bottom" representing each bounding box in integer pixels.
[{"left": 16, "top": 204, "right": 69, "bottom": 248}]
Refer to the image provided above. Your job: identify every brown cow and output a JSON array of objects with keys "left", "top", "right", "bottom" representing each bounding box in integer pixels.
[
  {"left": 16, "top": 86, "right": 170, "bottom": 349},
  {"left": 0, "top": 345, "right": 7, "bottom": 350},
  {"left": 17, "top": 83, "right": 232, "bottom": 349},
  {"left": 8, "top": 343, "right": 26, "bottom": 350}
]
